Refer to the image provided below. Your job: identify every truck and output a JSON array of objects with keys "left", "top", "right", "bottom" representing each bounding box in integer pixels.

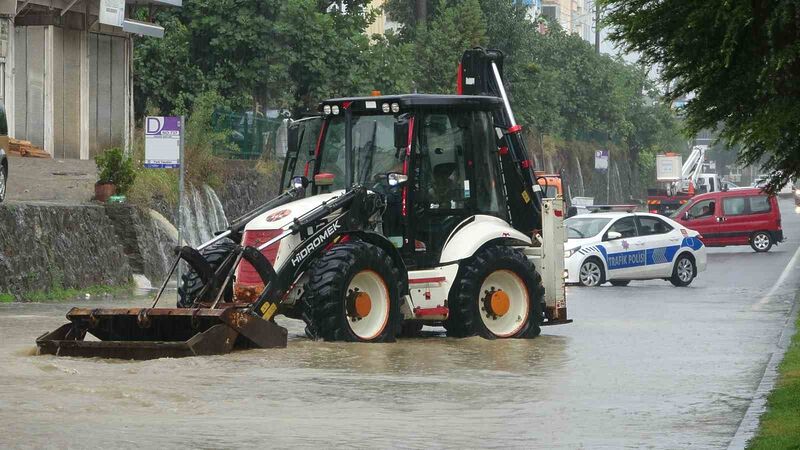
[
  {"left": 647, "top": 145, "right": 721, "bottom": 216},
  {"left": 37, "top": 48, "right": 570, "bottom": 359}
]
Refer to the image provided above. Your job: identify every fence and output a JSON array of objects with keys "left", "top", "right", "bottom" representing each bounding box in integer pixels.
[{"left": 211, "top": 111, "right": 287, "bottom": 160}]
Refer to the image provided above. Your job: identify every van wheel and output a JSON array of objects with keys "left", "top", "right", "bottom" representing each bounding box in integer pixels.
[
  {"left": 750, "top": 231, "right": 773, "bottom": 252},
  {"left": 670, "top": 254, "right": 696, "bottom": 287}
]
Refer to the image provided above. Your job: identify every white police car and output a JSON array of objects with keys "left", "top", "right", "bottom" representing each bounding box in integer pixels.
[{"left": 564, "top": 211, "right": 706, "bottom": 287}]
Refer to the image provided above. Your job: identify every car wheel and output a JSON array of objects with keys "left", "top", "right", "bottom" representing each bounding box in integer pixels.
[
  {"left": 670, "top": 254, "right": 696, "bottom": 287},
  {"left": 578, "top": 258, "right": 605, "bottom": 287},
  {"left": 610, "top": 280, "right": 630, "bottom": 287},
  {"left": 750, "top": 231, "right": 772, "bottom": 252}
]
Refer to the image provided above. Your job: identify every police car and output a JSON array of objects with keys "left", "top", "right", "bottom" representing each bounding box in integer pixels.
[{"left": 564, "top": 209, "right": 706, "bottom": 287}]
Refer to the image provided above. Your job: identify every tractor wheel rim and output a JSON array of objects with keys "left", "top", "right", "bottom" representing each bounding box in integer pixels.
[
  {"left": 678, "top": 259, "right": 693, "bottom": 282},
  {"left": 754, "top": 234, "right": 770, "bottom": 249},
  {"left": 478, "top": 270, "right": 529, "bottom": 338},
  {"left": 580, "top": 262, "right": 601, "bottom": 286},
  {"left": 346, "top": 270, "right": 390, "bottom": 340}
]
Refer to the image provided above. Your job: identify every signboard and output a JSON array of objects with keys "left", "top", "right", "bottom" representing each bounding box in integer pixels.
[
  {"left": 594, "top": 150, "right": 609, "bottom": 170},
  {"left": 656, "top": 154, "right": 683, "bottom": 181},
  {"left": 99, "top": 0, "right": 125, "bottom": 27},
  {"left": 145, "top": 116, "right": 181, "bottom": 168}
]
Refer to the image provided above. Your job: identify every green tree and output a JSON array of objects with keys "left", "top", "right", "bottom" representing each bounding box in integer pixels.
[{"left": 600, "top": 0, "right": 800, "bottom": 191}]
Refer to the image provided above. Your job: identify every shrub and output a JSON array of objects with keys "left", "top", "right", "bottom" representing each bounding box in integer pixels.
[{"left": 95, "top": 148, "right": 137, "bottom": 195}]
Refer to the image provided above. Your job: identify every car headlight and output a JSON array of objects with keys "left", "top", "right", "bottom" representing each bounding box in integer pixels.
[{"left": 564, "top": 246, "right": 581, "bottom": 258}]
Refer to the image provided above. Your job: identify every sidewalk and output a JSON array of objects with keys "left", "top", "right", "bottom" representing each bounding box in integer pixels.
[{"left": 5, "top": 155, "right": 96, "bottom": 204}]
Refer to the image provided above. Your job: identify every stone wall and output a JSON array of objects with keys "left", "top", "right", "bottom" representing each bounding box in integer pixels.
[
  {"left": 0, "top": 202, "right": 177, "bottom": 299},
  {"left": 0, "top": 203, "right": 133, "bottom": 298},
  {"left": 216, "top": 161, "right": 281, "bottom": 220}
]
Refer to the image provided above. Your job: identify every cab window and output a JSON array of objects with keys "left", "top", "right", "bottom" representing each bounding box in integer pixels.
[
  {"left": 637, "top": 216, "right": 673, "bottom": 235},
  {"left": 607, "top": 217, "right": 638, "bottom": 239},
  {"left": 723, "top": 197, "right": 746, "bottom": 216},
  {"left": 749, "top": 196, "right": 771, "bottom": 213},
  {"left": 687, "top": 199, "right": 715, "bottom": 219}
]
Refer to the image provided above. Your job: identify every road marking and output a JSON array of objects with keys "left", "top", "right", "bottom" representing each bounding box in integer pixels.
[{"left": 753, "top": 243, "right": 800, "bottom": 310}]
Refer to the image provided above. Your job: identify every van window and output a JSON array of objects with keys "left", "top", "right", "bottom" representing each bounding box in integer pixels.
[
  {"left": 687, "top": 199, "right": 715, "bottom": 219},
  {"left": 723, "top": 197, "right": 746, "bottom": 216},
  {"left": 749, "top": 196, "right": 771, "bottom": 213}
]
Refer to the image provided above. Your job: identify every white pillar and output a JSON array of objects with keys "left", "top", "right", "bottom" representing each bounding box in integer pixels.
[
  {"left": 5, "top": 18, "right": 14, "bottom": 139},
  {"left": 43, "top": 25, "right": 54, "bottom": 156},
  {"left": 79, "top": 29, "right": 89, "bottom": 159},
  {"left": 123, "top": 35, "right": 131, "bottom": 156}
]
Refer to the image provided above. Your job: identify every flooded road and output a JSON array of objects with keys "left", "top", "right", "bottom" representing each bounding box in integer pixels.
[{"left": 1, "top": 199, "right": 798, "bottom": 449}]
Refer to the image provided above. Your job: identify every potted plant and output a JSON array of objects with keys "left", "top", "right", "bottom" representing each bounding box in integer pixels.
[{"left": 95, "top": 148, "right": 136, "bottom": 203}]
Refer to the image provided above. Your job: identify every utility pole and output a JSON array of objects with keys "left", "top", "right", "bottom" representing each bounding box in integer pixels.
[{"left": 594, "top": 1, "right": 601, "bottom": 54}]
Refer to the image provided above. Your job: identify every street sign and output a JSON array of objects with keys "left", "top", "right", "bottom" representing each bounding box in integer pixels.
[
  {"left": 145, "top": 116, "right": 181, "bottom": 168},
  {"left": 594, "top": 150, "right": 609, "bottom": 170},
  {"left": 656, "top": 154, "right": 682, "bottom": 181}
]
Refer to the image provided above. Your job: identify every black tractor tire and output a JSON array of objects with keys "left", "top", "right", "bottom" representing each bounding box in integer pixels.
[
  {"left": 669, "top": 253, "right": 696, "bottom": 287},
  {"left": 445, "top": 246, "right": 544, "bottom": 339},
  {"left": 750, "top": 231, "right": 773, "bottom": 252},
  {"left": 177, "top": 239, "right": 237, "bottom": 308},
  {"left": 610, "top": 280, "right": 630, "bottom": 287},
  {"left": 399, "top": 321, "right": 424, "bottom": 338},
  {"left": 303, "top": 241, "right": 401, "bottom": 342}
]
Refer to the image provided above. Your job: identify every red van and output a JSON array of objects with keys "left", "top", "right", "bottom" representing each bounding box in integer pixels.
[{"left": 673, "top": 188, "right": 784, "bottom": 252}]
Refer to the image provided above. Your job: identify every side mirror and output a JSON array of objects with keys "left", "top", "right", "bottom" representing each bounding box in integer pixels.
[
  {"left": 394, "top": 117, "right": 410, "bottom": 149},
  {"left": 605, "top": 231, "right": 622, "bottom": 241},
  {"left": 387, "top": 172, "right": 408, "bottom": 187},
  {"left": 683, "top": 211, "right": 690, "bottom": 220},
  {"left": 291, "top": 176, "right": 309, "bottom": 190}
]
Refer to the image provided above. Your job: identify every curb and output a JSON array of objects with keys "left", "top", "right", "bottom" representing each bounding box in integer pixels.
[{"left": 727, "top": 290, "right": 799, "bottom": 449}]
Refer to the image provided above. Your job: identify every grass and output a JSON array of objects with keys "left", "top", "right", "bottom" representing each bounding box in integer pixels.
[
  {"left": 20, "top": 282, "right": 135, "bottom": 303},
  {"left": 0, "top": 293, "right": 14, "bottom": 303},
  {"left": 747, "top": 310, "right": 800, "bottom": 449}
]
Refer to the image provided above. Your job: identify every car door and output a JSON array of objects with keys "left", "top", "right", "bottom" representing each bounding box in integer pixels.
[
  {"left": 600, "top": 216, "right": 646, "bottom": 279},
  {"left": 718, "top": 195, "right": 750, "bottom": 245},
  {"left": 636, "top": 215, "right": 678, "bottom": 277},
  {"left": 680, "top": 196, "right": 721, "bottom": 245}
]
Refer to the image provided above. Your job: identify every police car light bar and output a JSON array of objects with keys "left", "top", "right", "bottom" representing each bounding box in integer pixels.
[{"left": 586, "top": 205, "right": 639, "bottom": 213}]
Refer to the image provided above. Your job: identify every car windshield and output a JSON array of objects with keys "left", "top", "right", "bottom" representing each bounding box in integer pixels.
[
  {"left": 565, "top": 217, "right": 612, "bottom": 239},
  {"left": 317, "top": 114, "right": 402, "bottom": 190}
]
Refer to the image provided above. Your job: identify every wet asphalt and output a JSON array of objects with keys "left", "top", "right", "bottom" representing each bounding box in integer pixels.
[{"left": 0, "top": 198, "right": 798, "bottom": 449}]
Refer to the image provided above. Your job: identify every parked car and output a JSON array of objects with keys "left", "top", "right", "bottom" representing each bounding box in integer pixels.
[
  {"left": 564, "top": 212, "right": 706, "bottom": 287},
  {"left": 673, "top": 188, "right": 783, "bottom": 252},
  {"left": 0, "top": 100, "right": 8, "bottom": 203}
]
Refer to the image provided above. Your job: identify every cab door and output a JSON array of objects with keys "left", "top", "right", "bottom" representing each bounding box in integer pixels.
[
  {"left": 635, "top": 215, "right": 678, "bottom": 277},
  {"left": 601, "top": 216, "right": 646, "bottom": 279}
]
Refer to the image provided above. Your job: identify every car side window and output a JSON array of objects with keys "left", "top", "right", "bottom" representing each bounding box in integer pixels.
[
  {"left": 607, "top": 217, "right": 638, "bottom": 239},
  {"left": 723, "top": 197, "right": 746, "bottom": 216},
  {"left": 637, "top": 216, "right": 673, "bottom": 236},
  {"left": 687, "top": 199, "right": 715, "bottom": 219},
  {"left": 749, "top": 196, "right": 771, "bottom": 214}
]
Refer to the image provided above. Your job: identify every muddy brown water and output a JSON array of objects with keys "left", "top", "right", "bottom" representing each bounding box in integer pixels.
[{"left": 1, "top": 199, "right": 798, "bottom": 449}]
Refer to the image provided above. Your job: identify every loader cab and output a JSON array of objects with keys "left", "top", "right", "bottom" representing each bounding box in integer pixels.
[{"left": 309, "top": 94, "right": 509, "bottom": 268}]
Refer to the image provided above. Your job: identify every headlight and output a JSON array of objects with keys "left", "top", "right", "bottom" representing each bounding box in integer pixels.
[
  {"left": 391, "top": 102, "right": 400, "bottom": 113},
  {"left": 323, "top": 105, "right": 332, "bottom": 115},
  {"left": 331, "top": 105, "right": 340, "bottom": 115},
  {"left": 564, "top": 246, "right": 581, "bottom": 258},
  {"left": 382, "top": 103, "right": 391, "bottom": 113}
]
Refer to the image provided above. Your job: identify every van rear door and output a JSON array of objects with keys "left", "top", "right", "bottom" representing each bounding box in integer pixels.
[{"left": 718, "top": 194, "right": 753, "bottom": 245}]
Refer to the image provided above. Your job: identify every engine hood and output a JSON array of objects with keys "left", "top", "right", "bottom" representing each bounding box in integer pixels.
[{"left": 244, "top": 190, "right": 346, "bottom": 231}]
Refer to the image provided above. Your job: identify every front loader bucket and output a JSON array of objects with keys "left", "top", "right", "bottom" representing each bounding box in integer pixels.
[{"left": 36, "top": 307, "right": 287, "bottom": 360}]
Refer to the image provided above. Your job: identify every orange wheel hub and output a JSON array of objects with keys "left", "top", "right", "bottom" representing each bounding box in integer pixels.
[
  {"left": 487, "top": 290, "right": 510, "bottom": 317},
  {"left": 348, "top": 292, "right": 372, "bottom": 318}
]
